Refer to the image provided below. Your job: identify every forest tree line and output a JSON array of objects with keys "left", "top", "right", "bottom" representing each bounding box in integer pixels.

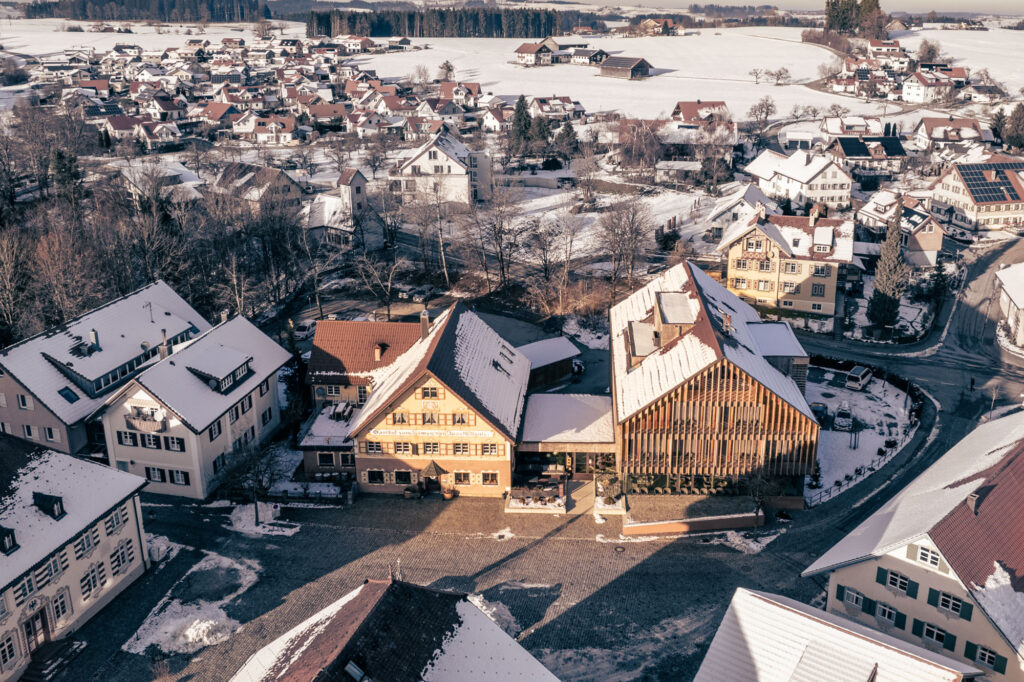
[
  {"left": 306, "top": 8, "right": 567, "bottom": 39},
  {"left": 24, "top": 0, "right": 267, "bottom": 23}
]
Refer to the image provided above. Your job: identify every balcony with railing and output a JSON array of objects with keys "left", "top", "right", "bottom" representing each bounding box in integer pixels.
[{"left": 125, "top": 408, "right": 168, "bottom": 433}]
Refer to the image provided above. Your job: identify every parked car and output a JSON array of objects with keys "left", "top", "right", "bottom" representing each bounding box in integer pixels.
[
  {"left": 834, "top": 402, "right": 854, "bottom": 431},
  {"left": 292, "top": 319, "right": 316, "bottom": 340},
  {"left": 810, "top": 402, "right": 828, "bottom": 424},
  {"left": 846, "top": 366, "right": 873, "bottom": 391},
  {"left": 412, "top": 286, "right": 436, "bottom": 303}
]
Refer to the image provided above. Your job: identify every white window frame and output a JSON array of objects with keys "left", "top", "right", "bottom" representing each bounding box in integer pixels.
[
  {"left": 170, "top": 470, "right": 190, "bottom": 486},
  {"left": 482, "top": 471, "right": 499, "bottom": 486},
  {"left": 453, "top": 471, "right": 471, "bottom": 485},
  {"left": 922, "top": 622, "right": 946, "bottom": 645},
  {"left": 844, "top": 588, "right": 864, "bottom": 608},
  {"left": 976, "top": 645, "right": 999, "bottom": 668},
  {"left": 918, "top": 546, "right": 941, "bottom": 567},
  {"left": 0, "top": 634, "right": 15, "bottom": 666},
  {"left": 887, "top": 570, "right": 910, "bottom": 593},
  {"left": 877, "top": 602, "right": 897, "bottom": 624},
  {"left": 938, "top": 591, "right": 962, "bottom": 615}
]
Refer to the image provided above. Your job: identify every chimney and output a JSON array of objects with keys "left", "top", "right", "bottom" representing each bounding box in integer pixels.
[
  {"left": 220, "top": 309, "right": 229, "bottom": 323},
  {"left": 966, "top": 491, "right": 980, "bottom": 515},
  {"left": 158, "top": 328, "right": 170, "bottom": 359},
  {"left": 809, "top": 206, "right": 820, "bottom": 227},
  {"left": 374, "top": 343, "right": 384, "bottom": 362},
  {"left": 722, "top": 313, "right": 733, "bottom": 336},
  {"left": 755, "top": 201, "right": 766, "bottom": 221},
  {"left": 420, "top": 309, "right": 430, "bottom": 340},
  {"left": 89, "top": 328, "right": 100, "bottom": 350}
]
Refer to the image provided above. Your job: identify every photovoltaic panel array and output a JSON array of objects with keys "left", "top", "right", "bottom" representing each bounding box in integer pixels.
[{"left": 958, "top": 162, "right": 1024, "bottom": 203}]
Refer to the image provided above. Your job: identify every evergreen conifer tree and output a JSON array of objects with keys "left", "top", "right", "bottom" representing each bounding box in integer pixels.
[{"left": 867, "top": 195, "right": 908, "bottom": 330}]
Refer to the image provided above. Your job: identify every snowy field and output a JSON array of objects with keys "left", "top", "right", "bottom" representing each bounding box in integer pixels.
[
  {"left": 0, "top": 18, "right": 305, "bottom": 58},
  {"left": 358, "top": 28, "right": 890, "bottom": 119},
  {"left": 895, "top": 26, "right": 1024, "bottom": 96},
  {"left": 806, "top": 371, "right": 917, "bottom": 503}
]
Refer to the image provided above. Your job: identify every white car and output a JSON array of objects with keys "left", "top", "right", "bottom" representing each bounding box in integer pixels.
[{"left": 293, "top": 319, "right": 316, "bottom": 340}]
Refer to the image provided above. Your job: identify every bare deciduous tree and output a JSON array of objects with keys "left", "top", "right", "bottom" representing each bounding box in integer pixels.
[
  {"left": 356, "top": 254, "right": 409, "bottom": 320},
  {"left": 600, "top": 193, "right": 653, "bottom": 300}
]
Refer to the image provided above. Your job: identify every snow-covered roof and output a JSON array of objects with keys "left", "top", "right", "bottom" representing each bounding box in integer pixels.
[
  {"left": 695, "top": 588, "right": 982, "bottom": 682},
  {"left": 515, "top": 336, "right": 580, "bottom": 369},
  {"left": 610, "top": 263, "right": 813, "bottom": 423},
  {"left": 303, "top": 192, "right": 354, "bottom": 232},
  {"left": 299, "top": 404, "right": 358, "bottom": 448},
  {"left": 401, "top": 131, "right": 472, "bottom": 172},
  {"left": 747, "top": 322, "right": 806, "bottom": 358},
  {"left": 718, "top": 215, "right": 854, "bottom": 264},
  {"left": 997, "top": 263, "right": 1024, "bottom": 309},
  {"left": 229, "top": 580, "right": 557, "bottom": 682},
  {"left": 805, "top": 411, "right": 1024, "bottom": 578},
  {"left": 0, "top": 281, "right": 208, "bottom": 426},
  {"left": 0, "top": 442, "right": 146, "bottom": 591},
  {"left": 707, "top": 183, "right": 778, "bottom": 223},
  {"left": 521, "top": 394, "right": 614, "bottom": 444},
  {"left": 348, "top": 304, "right": 529, "bottom": 441},
  {"left": 130, "top": 316, "right": 290, "bottom": 434},
  {"left": 745, "top": 149, "right": 844, "bottom": 185}
]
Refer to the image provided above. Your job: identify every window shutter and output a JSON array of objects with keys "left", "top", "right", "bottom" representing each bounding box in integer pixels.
[
  {"left": 410, "top": 443, "right": 418, "bottom": 455},
  {"left": 468, "top": 414, "right": 476, "bottom": 426},
  {"left": 875, "top": 567, "right": 888, "bottom": 585},
  {"left": 927, "top": 588, "right": 939, "bottom": 607},
  {"left": 386, "top": 414, "right": 393, "bottom": 425},
  {"left": 994, "top": 655, "right": 1008, "bottom": 675},
  {"left": 963, "top": 641, "right": 977, "bottom": 662},
  {"left": 893, "top": 611, "right": 906, "bottom": 630},
  {"left": 905, "top": 544, "right": 919, "bottom": 560},
  {"left": 835, "top": 584, "right": 845, "bottom": 602},
  {"left": 958, "top": 602, "right": 972, "bottom": 621},
  {"left": 359, "top": 470, "right": 368, "bottom": 483},
  {"left": 413, "top": 389, "right": 421, "bottom": 399},
  {"left": 911, "top": 619, "right": 923, "bottom": 637},
  {"left": 943, "top": 633, "right": 956, "bottom": 652},
  {"left": 862, "top": 597, "right": 876, "bottom": 616},
  {"left": 437, "top": 388, "right": 445, "bottom": 399},
  {"left": 906, "top": 580, "right": 919, "bottom": 599}
]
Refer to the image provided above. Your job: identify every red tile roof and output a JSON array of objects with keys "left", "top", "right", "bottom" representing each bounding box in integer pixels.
[
  {"left": 307, "top": 320, "right": 421, "bottom": 386},
  {"left": 931, "top": 443, "right": 1024, "bottom": 592}
]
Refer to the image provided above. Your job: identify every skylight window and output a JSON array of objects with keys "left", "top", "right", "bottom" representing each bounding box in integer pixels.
[{"left": 58, "top": 387, "right": 80, "bottom": 403}]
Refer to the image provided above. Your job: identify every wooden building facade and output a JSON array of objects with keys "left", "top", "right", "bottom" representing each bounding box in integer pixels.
[{"left": 618, "top": 359, "right": 818, "bottom": 481}]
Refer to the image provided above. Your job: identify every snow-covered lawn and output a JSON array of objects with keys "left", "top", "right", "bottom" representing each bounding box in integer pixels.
[
  {"left": 896, "top": 26, "right": 1024, "bottom": 96},
  {"left": 0, "top": 18, "right": 304, "bottom": 58},
  {"left": 846, "top": 275, "right": 930, "bottom": 340},
  {"left": 806, "top": 373, "right": 918, "bottom": 504},
  {"left": 229, "top": 502, "right": 301, "bottom": 537},
  {"left": 562, "top": 315, "right": 609, "bottom": 350},
  {"left": 358, "top": 28, "right": 889, "bottom": 119},
  {"left": 123, "top": 551, "right": 260, "bottom": 656}
]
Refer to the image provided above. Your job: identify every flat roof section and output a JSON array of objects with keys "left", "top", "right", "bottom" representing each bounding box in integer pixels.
[
  {"left": 515, "top": 336, "right": 581, "bottom": 369},
  {"left": 520, "top": 394, "right": 614, "bottom": 446}
]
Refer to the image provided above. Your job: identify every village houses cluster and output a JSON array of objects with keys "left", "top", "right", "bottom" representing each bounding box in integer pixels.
[{"left": 4, "top": 14, "right": 1024, "bottom": 682}]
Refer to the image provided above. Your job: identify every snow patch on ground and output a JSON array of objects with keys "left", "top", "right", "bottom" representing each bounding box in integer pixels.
[
  {"left": 228, "top": 503, "right": 301, "bottom": 537},
  {"left": 563, "top": 316, "right": 609, "bottom": 350},
  {"left": 467, "top": 593, "right": 521, "bottom": 637},
  {"left": 705, "top": 530, "right": 783, "bottom": 554},
  {"left": 595, "top": 533, "right": 680, "bottom": 543},
  {"left": 490, "top": 527, "right": 515, "bottom": 541},
  {"left": 806, "top": 375, "right": 918, "bottom": 504},
  {"left": 123, "top": 552, "right": 260, "bottom": 655},
  {"left": 846, "top": 275, "right": 930, "bottom": 340}
]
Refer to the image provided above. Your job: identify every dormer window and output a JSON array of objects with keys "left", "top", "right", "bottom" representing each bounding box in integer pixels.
[
  {"left": 0, "top": 526, "right": 17, "bottom": 555},
  {"left": 33, "top": 493, "right": 66, "bottom": 521}
]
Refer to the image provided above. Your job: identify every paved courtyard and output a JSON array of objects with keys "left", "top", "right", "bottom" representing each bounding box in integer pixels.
[{"left": 64, "top": 493, "right": 826, "bottom": 682}]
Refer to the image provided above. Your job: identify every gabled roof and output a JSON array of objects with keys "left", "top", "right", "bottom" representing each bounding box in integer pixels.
[
  {"left": 347, "top": 304, "right": 530, "bottom": 441},
  {"left": 746, "top": 149, "right": 846, "bottom": 185},
  {"left": 129, "top": 316, "right": 290, "bottom": 434},
  {"left": 718, "top": 214, "right": 854, "bottom": 264},
  {"left": 832, "top": 136, "right": 906, "bottom": 159},
  {"left": 696, "top": 588, "right": 982, "bottom": 682},
  {"left": 997, "top": 262, "right": 1024, "bottom": 309},
  {"left": 805, "top": 412, "right": 1024, "bottom": 659},
  {"left": 230, "top": 580, "right": 557, "bottom": 682},
  {"left": 514, "top": 42, "right": 549, "bottom": 54},
  {"left": 601, "top": 56, "right": 651, "bottom": 69},
  {"left": 610, "top": 263, "right": 813, "bottom": 423},
  {"left": 307, "top": 320, "right": 421, "bottom": 387},
  {"left": 515, "top": 336, "right": 580, "bottom": 369},
  {"left": 0, "top": 438, "right": 146, "bottom": 592},
  {"left": 0, "top": 281, "right": 208, "bottom": 426},
  {"left": 671, "top": 100, "right": 728, "bottom": 124}
]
